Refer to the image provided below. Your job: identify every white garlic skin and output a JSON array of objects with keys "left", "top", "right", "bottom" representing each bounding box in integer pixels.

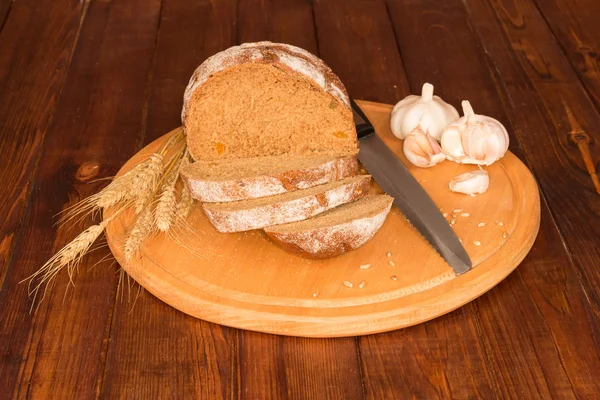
[
  {"left": 440, "top": 101, "right": 509, "bottom": 166},
  {"left": 403, "top": 128, "right": 446, "bottom": 168},
  {"left": 449, "top": 170, "right": 489, "bottom": 195},
  {"left": 390, "top": 83, "right": 459, "bottom": 140}
]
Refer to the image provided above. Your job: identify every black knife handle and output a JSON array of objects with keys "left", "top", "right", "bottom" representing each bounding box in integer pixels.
[{"left": 350, "top": 98, "right": 375, "bottom": 139}]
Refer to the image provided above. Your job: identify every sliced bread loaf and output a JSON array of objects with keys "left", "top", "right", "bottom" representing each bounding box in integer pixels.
[
  {"left": 182, "top": 42, "right": 357, "bottom": 162},
  {"left": 264, "top": 195, "right": 393, "bottom": 258},
  {"left": 202, "top": 175, "right": 371, "bottom": 233},
  {"left": 181, "top": 154, "right": 358, "bottom": 203}
]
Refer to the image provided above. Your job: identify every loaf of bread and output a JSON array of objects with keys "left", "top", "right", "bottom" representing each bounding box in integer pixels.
[
  {"left": 182, "top": 41, "right": 357, "bottom": 162},
  {"left": 264, "top": 195, "right": 393, "bottom": 258},
  {"left": 202, "top": 175, "right": 371, "bottom": 233},
  {"left": 181, "top": 154, "right": 358, "bottom": 203}
]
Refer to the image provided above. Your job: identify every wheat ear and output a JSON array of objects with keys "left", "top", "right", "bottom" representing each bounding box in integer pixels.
[
  {"left": 24, "top": 220, "right": 109, "bottom": 305},
  {"left": 124, "top": 208, "right": 154, "bottom": 262}
]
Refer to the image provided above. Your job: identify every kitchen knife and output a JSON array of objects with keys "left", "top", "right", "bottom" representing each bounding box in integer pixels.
[{"left": 351, "top": 99, "right": 472, "bottom": 275}]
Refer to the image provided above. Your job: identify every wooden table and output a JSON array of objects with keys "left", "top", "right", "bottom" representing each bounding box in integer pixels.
[{"left": 1, "top": 0, "right": 599, "bottom": 398}]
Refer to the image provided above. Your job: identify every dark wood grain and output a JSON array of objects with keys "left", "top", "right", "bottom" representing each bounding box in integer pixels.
[
  {"left": 0, "top": 0, "right": 87, "bottom": 393},
  {"left": 463, "top": 0, "right": 600, "bottom": 342},
  {"left": 235, "top": 2, "right": 364, "bottom": 399},
  {"left": 0, "top": 0, "right": 162, "bottom": 398},
  {"left": 0, "top": 0, "right": 11, "bottom": 31},
  {"left": 238, "top": 333, "right": 363, "bottom": 400},
  {"left": 313, "top": 0, "right": 407, "bottom": 104},
  {"left": 386, "top": 0, "right": 600, "bottom": 397},
  {"left": 101, "top": 1, "right": 239, "bottom": 398},
  {"left": 0, "top": 0, "right": 85, "bottom": 291},
  {"left": 533, "top": 0, "right": 600, "bottom": 112}
]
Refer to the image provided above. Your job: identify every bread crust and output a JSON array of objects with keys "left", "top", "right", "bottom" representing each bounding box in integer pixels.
[
  {"left": 182, "top": 156, "right": 358, "bottom": 203},
  {"left": 202, "top": 175, "right": 371, "bottom": 233},
  {"left": 264, "top": 198, "right": 393, "bottom": 259},
  {"left": 182, "top": 41, "right": 351, "bottom": 129}
]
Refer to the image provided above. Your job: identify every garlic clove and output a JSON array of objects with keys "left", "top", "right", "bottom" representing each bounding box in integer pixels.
[
  {"left": 449, "top": 169, "right": 489, "bottom": 195},
  {"left": 403, "top": 128, "right": 446, "bottom": 168},
  {"left": 440, "top": 100, "right": 509, "bottom": 166},
  {"left": 390, "top": 83, "right": 459, "bottom": 140}
]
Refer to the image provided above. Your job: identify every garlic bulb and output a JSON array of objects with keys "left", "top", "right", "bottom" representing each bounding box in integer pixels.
[
  {"left": 390, "top": 83, "right": 459, "bottom": 140},
  {"left": 403, "top": 127, "right": 446, "bottom": 168},
  {"left": 440, "top": 101, "right": 509, "bottom": 166},
  {"left": 449, "top": 170, "right": 489, "bottom": 195}
]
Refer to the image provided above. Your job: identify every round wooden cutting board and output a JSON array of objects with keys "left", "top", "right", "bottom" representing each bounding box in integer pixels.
[{"left": 105, "top": 100, "right": 540, "bottom": 337}]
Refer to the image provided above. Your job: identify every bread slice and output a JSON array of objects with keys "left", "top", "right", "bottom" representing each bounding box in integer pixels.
[
  {"left": 264, "top": 195, "right": 393, "bottom": 258},
  {"left": 182, "top": 42, "right": 357, "bottom": 162},
  {"left": 181, "top": 154, "right": 358, "bottom": 203},
  {"left": 202, "top": 175, "right": 371, "bottom": 233}
]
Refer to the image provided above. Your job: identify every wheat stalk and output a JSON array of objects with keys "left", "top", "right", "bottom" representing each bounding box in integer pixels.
[
  {"left": 155, "top": 171, "right": 178, "bottom": 232},
  {"left": 124, "top": 208, "right": 154, "bottom": 262},
  {"left": 24, "top": 219, "right": 109, "bottom": 306}
]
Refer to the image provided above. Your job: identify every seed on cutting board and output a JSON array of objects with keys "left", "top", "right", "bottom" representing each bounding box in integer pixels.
[
  {"left": 496, "top": 221, "right": 504, "bottom": 226},
  {"left": 459, "top": 238, "right": 463, "bottom": 243},
  {"left": 503, "top": 232, "right": 508, "bottom": 239},
  {"left": 451, "top": 213, "right": 457, "bottom": 218},
  {"left": 388, "top": 260, "right": 396, "bottom": 266},
  {"left": 442, "top": 213, "right": 448, "bottom": 218},
  {"left": 477, "top": 222, "right": 486, "bottom": 227},
  {"left": 473, "top": 240, "right": 482, "bottom": 246},
  {"left": 391, "top": 275, "right": 398, "bottom": 281},
  {"left": 343, "top": 281, "right": 353, "bottom": 288},
  {"left": 453, "top": 208, "right": 462, "bottom": 213},
  {"left": 312, "top": 292, "right": 319, "bottom": 297},
  {"left": 359, "top": 263, "right": 371, "bottom": 269},
  {"left": 358, "top": 281, "right": 366, "bottom": 289},
  {"left": 450, "top": 219, "right": 456, "bottom": 225},
  {"left": 460, "top": 212, "right": 470, "bottom": 217},
  {"left": 386, "top": 252, "right": 392, "bottom": 257}
]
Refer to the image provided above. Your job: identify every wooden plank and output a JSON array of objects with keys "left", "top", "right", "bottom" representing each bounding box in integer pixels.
[
  {"left": 235, "top": 1, "right": 363, "bottom": 398},
  {"left": 239, "top": 333, "right": 363, "bottom": 399},
  {"left": 464, "top": 0, "right": 600, "bottom": 337},
  {"left": 0, "top": 0, "right": 85, "bottom": 291},
  {"left": 0, "top": 0, "right": 162, "bottom": 397},
  {"left": 313, "top": 0, "right": 408, "bottom": 104},
  {"left": 0, "top": 0, "right": 87, "bottom": 393},
  {"left": 238, "top": 0, "right": 318, "bottom": 53},
  {"left": 101, "top": 1, "right": 239, "bottom": 398},
  {"left": 312, "top": 1, "right": 497, "bottom": 398},
  {"left": 388, "top": 0, "right": 600, "bottom": 397},
  {"left": 532, "top": 0, "right": 600, "bottom": 111},
  {"left": 0, "top": 0, "right": 11, "bottom": 31}
]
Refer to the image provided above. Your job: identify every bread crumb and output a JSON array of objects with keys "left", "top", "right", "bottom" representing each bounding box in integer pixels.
[
  {"left": 503, "top": 232, "right": 508, "bottom": 239},
  {"left": 343, "top": 281, "right": 353, "bottom": 288},
  {"left": 388, "top": 260, "right": 396, "bottom": 267},
  {"left": 442, "top": 213, "right": 448, "bottom": 218},
  {"left": 312, "top": 292, "right": 318, "bottom": 297},
  {"left": 469, "top": 193, "right": 476, "bottom": 197},
  {"left": 358, "top": 281, "right": 366, "bottom": 289},
  {"left": 386, "top": 252, "right": 392, "bottom": 257},
  {"left": 473, "top": 240, "right": 482, "bottom": 246},
  {"left": 453, "top": 208, "right": 462, "bottom": 213},
  {"left": 496, "top": 221, "right": 504, "bottom": 226},
  {"left": 359, "top": 263, "right": 371, "bottom": 269},
  {"left": 450, "top": 219, "right": 456, "bottom": 225},
  {"left": 391, "top": 275, "right": 398, "bottom": 281},
  {"left": 477, "top": 222, "right": 486, "bottom": 227},
  {"left": 460, "top": 213, "right": 470, "bottom": 217}
]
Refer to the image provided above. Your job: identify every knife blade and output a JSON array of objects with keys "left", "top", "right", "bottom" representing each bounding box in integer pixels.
[{"left": 351, "top": 99, "right": 472, "bottom": 275}]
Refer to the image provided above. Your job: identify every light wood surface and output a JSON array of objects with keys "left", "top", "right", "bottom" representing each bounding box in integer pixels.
[{"left": 105, "top": 100, "right": 541, "bottom": 337}]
